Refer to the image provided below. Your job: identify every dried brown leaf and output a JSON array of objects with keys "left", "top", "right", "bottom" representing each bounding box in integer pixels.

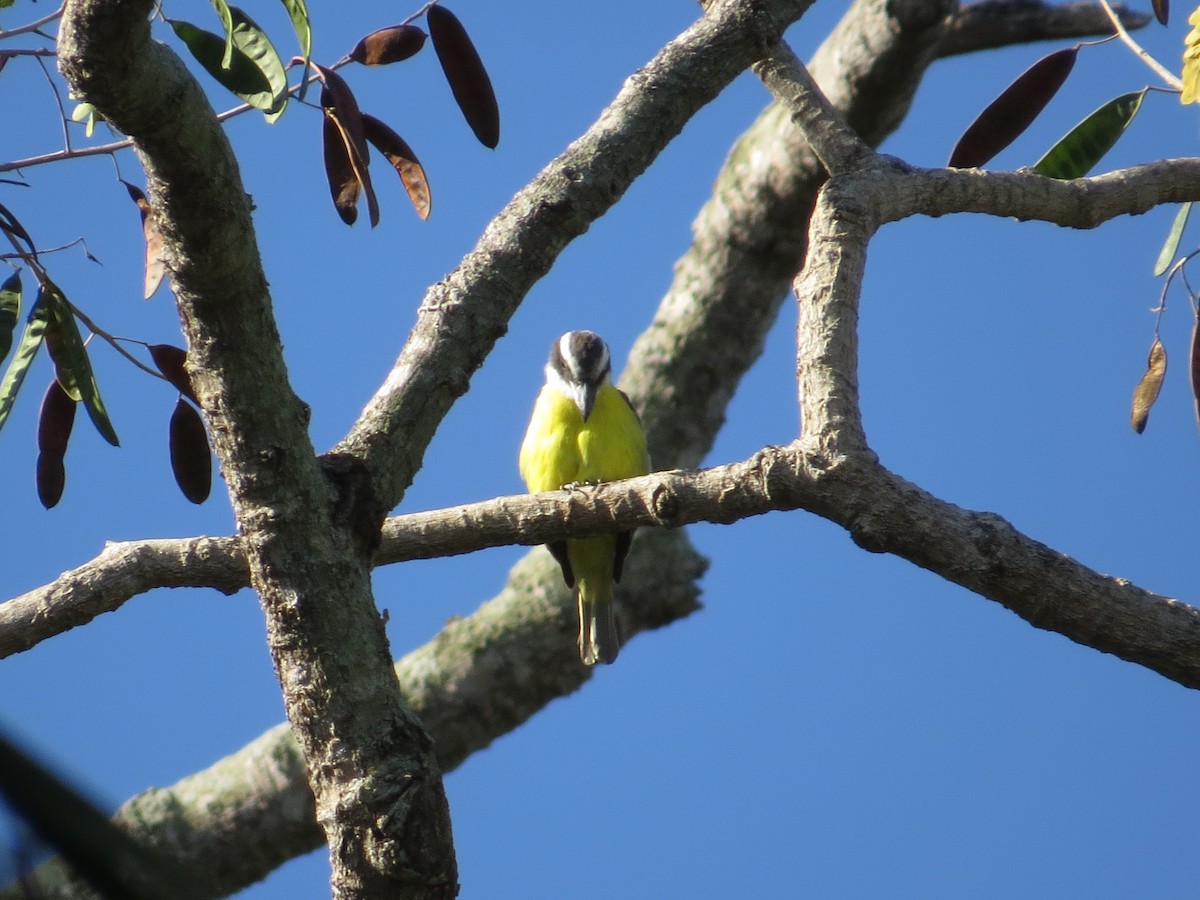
[
  {"left": 123, "top": 182, "right": 166, "bottom": 299},
  {"left": 169, "top": 398, "right": 212, "bottom": 504},
  {"left": 1131, "top": 336, "right": 1167, "bottom": 434},
  {"left": 361, "top": 114, "right": 431, "bottom": 220},
  {"left": 349, "top": 25, "right": 426, "bottom": 66},
  {"left": 427, "top": 5, "right": 500, "bottom": 149}
]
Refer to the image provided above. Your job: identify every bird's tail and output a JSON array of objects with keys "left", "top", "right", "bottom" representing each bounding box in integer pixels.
[
  {"left": 569, "top": 536, "right": 621, "bottom": 665},
  {"left": 576, "top": 575, "right": 619, "bottom": 665}
]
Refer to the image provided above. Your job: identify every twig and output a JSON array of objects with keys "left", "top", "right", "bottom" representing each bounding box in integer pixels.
[
  {"left": 0, "top": 4, "right": 65, "bottom": 41},
  {"left": 1098, "top": 0, "right": 1182, "bottom": 89},
  {"left": 35, "top": 54, "right": 72, "bottom": 153}
]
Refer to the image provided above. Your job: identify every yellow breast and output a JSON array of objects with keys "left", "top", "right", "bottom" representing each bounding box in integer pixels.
[{"left": 519, "top": 382, "right": 649, "bottom": 493}]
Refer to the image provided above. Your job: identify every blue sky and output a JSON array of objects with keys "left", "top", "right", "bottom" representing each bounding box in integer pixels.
[{"left": 4, "top": 1, "right": 1200, "bottom": 897}]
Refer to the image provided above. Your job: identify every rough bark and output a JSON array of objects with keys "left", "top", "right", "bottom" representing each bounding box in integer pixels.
[
  {"left": 57, "top": 2, "right": 456, "bottom": 897},
  {"left": 1, "top": 0, "right": 1186, "bottom": 897}
]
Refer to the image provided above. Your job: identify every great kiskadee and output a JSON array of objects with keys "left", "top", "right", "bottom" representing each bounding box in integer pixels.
[{"left": 519, "top": 330, "right": 650, "bottom": 665}]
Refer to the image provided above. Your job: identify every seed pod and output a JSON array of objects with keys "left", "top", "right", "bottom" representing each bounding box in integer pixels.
[
  {"left": 1192, "top": 318, "right": 1200, "bottom": 436},
  {"left": 427, "top": 5, "right": 500, "bottom": 149},
  {"left": 1130, "top": 337, "right": 1167, "bottom": 434},
  {"left": 148, "top": 343, "right": 199, "bottom": 405},
  {"left": 349, "top": 25, "right": 426, "bottom": 66},
  {"left": 362, "top": 114, "right": 431, "bottom": 220},
  {"left": 948, "top": 47, "right": 1077, "bottom": 169},
  {"left": 323, "top": 110, "right": 361, "bottom": 225},
  {"left": 315, "top": 66, "right": 379, "bottom": 227},
  {"left": 36, "top": 450, "right": 66, "bottom": 509},
  {"left": 35, "top": 379, "right": 76, "bottom": 509},
  {"left": 169, "top": 398, "right": 212, "bottom": 504},
  {"left": 37, "top": 379, "right": 76, "bottom": 454}
]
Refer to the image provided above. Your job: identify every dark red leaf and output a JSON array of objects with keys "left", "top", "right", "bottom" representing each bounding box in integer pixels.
[
  {"left": 349, "top": 25, "right": 426, "bottom": 66},
  {"left": 169, "top": 398, "right": 212, "bottom": 504},
  {"left": 36, "top": 451, "right": 66, "bottom": 509},
  {"left": 37, "top": 379, "right": 76, "bottom": 454},
  {"left": 361, "top": 114, "right": 432, "bottom": 220},
  {"left": 36, "top": 379, "right": 74, "bottom": 509},
  {"left": 1153, "top": 0, "right": 1168, "bottom": 25},
  {"left": 427, "top": 5, "right": 500, "bottom": 149},
  {"left": 948, "top": 47, "right": 1078, "bottom": 169},
  {"left": 1192, "top": 317, "right": 1200, "bottom": 436},
  {"left": 148, "top": 343, "right": 199, "bottom": 406}
]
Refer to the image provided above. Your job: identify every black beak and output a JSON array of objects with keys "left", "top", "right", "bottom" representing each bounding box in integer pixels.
[{"left": 575, "top": 382, "right": 597, "bottom": 421}]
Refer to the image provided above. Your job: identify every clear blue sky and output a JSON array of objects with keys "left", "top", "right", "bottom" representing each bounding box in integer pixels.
[{"left": 4, "top": 1, "right": 1200, "bottom": 897}]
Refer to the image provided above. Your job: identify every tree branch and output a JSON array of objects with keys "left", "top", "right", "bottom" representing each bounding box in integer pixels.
[
  {"left": 331, "top": 0, "right": 816, "bottom": 509},
  {"left": 57, "top": 1, "right": 456, "bottom": 896},
  {"left": 939, "top": 0, "right": 1149, "bottom": 57},
  {"left": 4, "top": 3, "right": 1175, "bottom": 895}
]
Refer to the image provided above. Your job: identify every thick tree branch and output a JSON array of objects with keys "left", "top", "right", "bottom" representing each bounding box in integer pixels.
[
  {"left": 940, "top": 0, "right": 1148, "bottom": 57},
  {"left": 3, "top": 3, "right": 1171, "bottom": 895},
  {"left": 12, "top": 531, "right": 706, "bottom": 900},
  {"left": 0, "top": 536, "right": 246, "bottom": 658},
  {"left": 623, "top": 0, "right": 956, "bottom": 467},
  {"left": 13, "top": 441, "right": 1200, "bottom": 898},
  {"left": 332, "top": 0, "right": 815, "bottom": 510},
  {"left": 57, "top": 2, "right": 456, "bottom": 897},
  {"left": 9, "top": 0, "right": 1140, "bottom": 669}
]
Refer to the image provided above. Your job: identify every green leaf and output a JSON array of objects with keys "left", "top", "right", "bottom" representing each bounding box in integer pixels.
[
  {"left": 279, "top": 0, "right": 311, "bottom": 69},
  {"left": 1154, "top": 202, "right": 1192, "bottom": 276},
  {"left": 209, "top": 0, "right": 235, "bottom": 69},
  {"left": 0, "top": 295, "right": 49, "bottom": 436},
  {"left": 72, "top": 101, "right": 99, "bottom": 138},
  {"left": 169, "top": 16, "right": 285, "bottom": 115},
  {"left": 1031, "top": 90, "right": 1146, "bottom": 180},
  {"left": 0, "top": 201, "right": 35, "bottom": 256},
  {"left": 281, "top": 0, "right": 314, "bottom": 103},
  {"left": 0, "top": 270, "right": 20, "bottom": 365},
  {"left": 229, "top": 6, "right": 289, "bottom": 120},
  {"left": 41, "top": 285, "right": 120, "bottom": 447}
]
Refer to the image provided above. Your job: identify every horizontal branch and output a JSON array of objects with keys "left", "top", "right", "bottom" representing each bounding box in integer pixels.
[
  {"left": 6, "top": 436, "right": 1199, "bottom": 685},
  {"left": 8, "top": 156, "right": 1200, "bottom": 658},
  {"left": 872, "top": 158, "right": 1200, "bottom": 227},
  {"left": 940, "top": 0, "right": 1149, "bottom": 57},
  {"left": 12, "top": 526, "right": 707, "bottom": 900},
  {"left": 0, "top": 537, "right": 245, "bottom": 657}
]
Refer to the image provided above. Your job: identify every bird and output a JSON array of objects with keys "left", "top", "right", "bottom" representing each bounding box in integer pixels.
[{"left": 519, "top": 330, "right": 650, "bottom": 665}]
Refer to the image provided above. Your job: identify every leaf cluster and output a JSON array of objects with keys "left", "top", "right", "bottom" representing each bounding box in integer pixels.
[{"left": 947, "top": 6, "right": 1200, "bottom": 436}]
